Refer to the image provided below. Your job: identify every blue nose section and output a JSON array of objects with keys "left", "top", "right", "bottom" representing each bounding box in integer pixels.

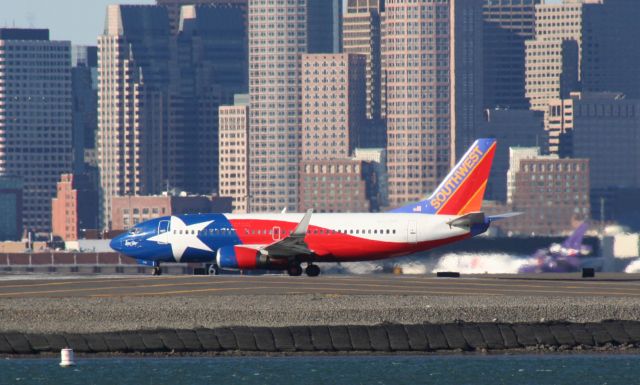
[{"left": 110, "top": 234, "right": 124, "bottom": 253}]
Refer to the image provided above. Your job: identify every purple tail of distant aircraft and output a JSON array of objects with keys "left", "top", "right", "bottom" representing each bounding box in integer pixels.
[
  {"left": 519, "top": 222, "right": 592, "bottom": 274},
  {"left": 562, "top": 222, "right": 590, "bottom": 252}
]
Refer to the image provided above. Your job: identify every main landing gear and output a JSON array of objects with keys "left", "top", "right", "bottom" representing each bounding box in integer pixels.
[
  {"left": 305, "top": 264, "right": 320, "bottom": 277},
  {"left": 152, "top": 265, "right": 162, "bottom": 276},
  {"left": 287, "top": 263, "right": 320, "bottom": 277}
]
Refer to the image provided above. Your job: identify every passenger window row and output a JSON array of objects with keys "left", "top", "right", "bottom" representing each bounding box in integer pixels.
[
  {"left": 242, "top": 228, "right": 398, "bottom": 236},
  {"left": 173, "top": 229, "right": 235, "bottom": 236},
  {"left": 327, "top": 229, "right": 397, "bottom": 235},
  {"left": 171, "top": 228, "right": 398, "bottom": 237}
]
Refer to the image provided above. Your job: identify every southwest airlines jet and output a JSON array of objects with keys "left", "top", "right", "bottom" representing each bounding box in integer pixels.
[{"left": 111, "top": 138, "right": 515, "bottom": 276}]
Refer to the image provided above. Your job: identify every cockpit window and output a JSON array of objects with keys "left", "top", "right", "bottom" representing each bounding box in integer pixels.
[{"left": 128, "top": 228, "right": 143, "bottom": 235}]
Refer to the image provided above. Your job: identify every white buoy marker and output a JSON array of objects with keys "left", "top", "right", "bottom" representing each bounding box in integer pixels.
[{"left": 60, "top": 348, "right": 75, "bottom": 367}]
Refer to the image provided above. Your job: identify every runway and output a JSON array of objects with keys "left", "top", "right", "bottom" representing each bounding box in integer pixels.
[{"left": 3, "top": 273, "right": 640, "bottom": 298}]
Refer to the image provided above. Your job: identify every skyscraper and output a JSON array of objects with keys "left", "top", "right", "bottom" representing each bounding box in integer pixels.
[
  {"left": 98, "top": 5, "right": 246, "bottom": 228},
  {"left": 482, "top": 0, "right": 540, "bottom": 110},
  {"left": 481, "top": 109, "right": 545, "bottom": 202},
  {"left": 219, "top": 95, "right": 249, "bottom": 213},
  {"left": 71, "top": 46, "right": 98, "bottom": 174},
  {"left": 98, "top": 5, "right": 171, "bottom": 229},
  {"left": 546, "top": 92, "right": 640, "bottom": 191},
  {"left": 177, "top": 5, "right": 247, "bottom": 101},
  {"left": 383, "top": 0, "right": 483, "bottom": 206},
  {"left": 524, "top": 0, "right": 600, "bottom": 111},
  {"left": 343, "top": 0, "right": 383, "bottom": 121},
  {"left": 307, "top": 0, "right": 343, "bottom": 54},
  {"left": 156, "top": 0, "right": 248, "bottom": 35},
  {"left": 248, "top": 0, "right": 340, "bottom": 213},
  {"left": 301, "top": 53, "right": 366, "bottom": 161},
  {"left": 451, "top": 0, "right": 484, "bottom": 162},
  {"left": 0, "top": 176, "right": 23, "bottom": 241},
  {"left": 248, "top": 0, "right": 307, "bottom": 213},
  {"left": 0, "top": 29, "right": 73, "bottom": 233},
  {"left": 297, "top": 53, "right": 375, "bottom": 213},
  {"left": 171, "top": 4, "right": 247, "bottom": 194},
  {"left": 343, "top": 0, "right": 385, "bottom": 148},
  {"left": 580, "top": 0, "right": 640, "bottom": 99}
]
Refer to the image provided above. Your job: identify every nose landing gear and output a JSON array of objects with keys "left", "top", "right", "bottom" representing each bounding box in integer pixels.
[
  {"left": 208, "top": 263, "right": 220, "bottom": 276},
  {"left": 152, "top": 266, "right": 162, "bottom": 276}
]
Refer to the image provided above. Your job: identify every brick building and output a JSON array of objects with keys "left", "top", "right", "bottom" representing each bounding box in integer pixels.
[
  {"left": 508, "top": 148, "right": 590, "bottom": 235},
  {"left": 299, "top": 159, "right": 378, "bottom": 213},
  {"left": 51, "top": 174, "right": 100, "bottom": 241}
]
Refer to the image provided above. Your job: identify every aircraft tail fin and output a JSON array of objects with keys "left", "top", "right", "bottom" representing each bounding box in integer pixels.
[
  {"left": 562, "top": 222, "right": 589, "bottom": 250},
  {"left": 389, "top": 138, "right": 497, "bottom": 215}
]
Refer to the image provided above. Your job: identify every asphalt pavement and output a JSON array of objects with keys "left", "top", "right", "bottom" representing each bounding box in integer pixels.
[{"left": 2, "top": 273, "right": 640, "bottom": 298}]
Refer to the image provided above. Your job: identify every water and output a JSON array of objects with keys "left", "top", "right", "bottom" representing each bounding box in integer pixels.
[{"left": 1, "top": 355, "right": 638, "bottom": 385}]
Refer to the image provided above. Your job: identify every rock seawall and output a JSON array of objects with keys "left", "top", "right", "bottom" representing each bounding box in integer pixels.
[{"left": 3, "top": 321, "right": 640, "bottom": 355}]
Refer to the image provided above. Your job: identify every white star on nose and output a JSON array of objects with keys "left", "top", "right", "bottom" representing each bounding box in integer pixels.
[{"left": 148, "top": 216, "right": 214, "bottom": 261}]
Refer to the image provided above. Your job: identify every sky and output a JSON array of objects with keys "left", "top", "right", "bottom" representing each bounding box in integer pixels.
[
  {"left": 2, "top": 0, "right": 565, "bottom": 46},
  {"left": 1, "top": 0, "right": 155, "bottom": 46}
]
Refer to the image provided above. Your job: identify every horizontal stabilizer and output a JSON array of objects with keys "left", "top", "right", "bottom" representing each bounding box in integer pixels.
[
  {"left": 446, "top": 212, "right": 486, "bottom": 229},
  {"left": 487, "top": 212, "right": 522, "bottom": 222}
]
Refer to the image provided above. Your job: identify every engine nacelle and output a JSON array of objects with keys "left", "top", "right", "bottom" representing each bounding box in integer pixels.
[{"left": 216, "top": 245, "right": 286, "bottom": 270}]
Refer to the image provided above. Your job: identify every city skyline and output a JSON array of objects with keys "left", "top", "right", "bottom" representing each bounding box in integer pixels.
[
  {"left": 2, "top": 0, "right": 155, "bottom": 45},
  {"left": 0, "top": 0, "right": 638, "bottom": 238},
  {"left": 0, "top": 0, "right": 566, "bottom": 46}
]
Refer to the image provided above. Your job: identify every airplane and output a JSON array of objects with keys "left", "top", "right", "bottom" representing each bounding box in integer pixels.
[
  {"left": 518, "top": 222, "right": 592, "bottom": 273},
  {"left": 110, "top": 138, "right": 515, "bottom": 277}
]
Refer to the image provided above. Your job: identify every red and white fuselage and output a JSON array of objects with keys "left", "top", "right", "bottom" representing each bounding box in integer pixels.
[{"left": 225, "top": 212, "right": 471, "bottom": 262}]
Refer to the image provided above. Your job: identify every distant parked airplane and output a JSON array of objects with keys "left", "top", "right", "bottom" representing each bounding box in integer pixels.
[
  {"left": 518, "top": 222, "right": 592, "bottom": 273},
  {"left": 111, "top": 138, "right": 516, "bottom": 276}
]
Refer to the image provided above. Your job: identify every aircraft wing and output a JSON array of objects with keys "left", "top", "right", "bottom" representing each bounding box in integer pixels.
[{"left": 259, "top": 209, "right": 314, "bottom": 258}]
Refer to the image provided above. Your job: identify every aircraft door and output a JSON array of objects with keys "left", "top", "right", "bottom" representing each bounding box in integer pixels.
[
  {"left": 157, "top": 220, "right": 170, "bottom": 244},
  {"left": 272, "top": 226, "right": 282, "bottom": 241},
  {"left": 408, "top": 221, "right": 417, "bottom": 244}
]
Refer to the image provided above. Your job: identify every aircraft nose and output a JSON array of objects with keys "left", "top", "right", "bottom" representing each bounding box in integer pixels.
[{"left": 109, "top": 234, "right": 124, "bottom": 253}]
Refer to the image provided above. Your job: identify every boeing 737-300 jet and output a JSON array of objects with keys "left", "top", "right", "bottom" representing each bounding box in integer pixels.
[{"left": 111, "top": 138, "right": 516, "bottom": 276}]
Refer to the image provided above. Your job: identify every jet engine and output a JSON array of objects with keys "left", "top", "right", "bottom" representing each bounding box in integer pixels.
[{"left": 216, "top": 245, "right": 286, "bottom": 270}]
